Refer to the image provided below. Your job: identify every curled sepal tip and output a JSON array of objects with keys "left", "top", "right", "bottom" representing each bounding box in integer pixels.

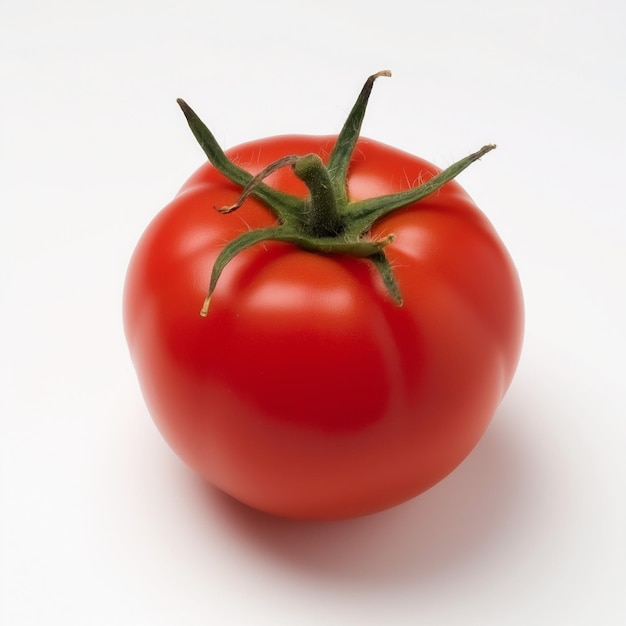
[
  {"left": 217, "top": 155, "right": 302, "bottom": 215},
  {"left": 200, "top": 295, "right": 211, "bottom": 317}
]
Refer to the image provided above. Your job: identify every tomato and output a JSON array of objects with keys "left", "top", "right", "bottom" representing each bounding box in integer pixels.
[{"left": 123, "top": 72, "right": 523, "bottom": 520}]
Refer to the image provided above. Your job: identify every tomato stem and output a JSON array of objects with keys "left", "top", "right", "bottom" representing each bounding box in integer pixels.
[
  {"left": 292, "top": 154, "right": 344, "bottom": 237},
  {"left": 178, "top": 71, "right": 495, "bottom": 314}
]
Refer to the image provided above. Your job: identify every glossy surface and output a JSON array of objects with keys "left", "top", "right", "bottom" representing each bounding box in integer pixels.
[{"left": 123, "top": 135, "right": 524, "bottom": 520}]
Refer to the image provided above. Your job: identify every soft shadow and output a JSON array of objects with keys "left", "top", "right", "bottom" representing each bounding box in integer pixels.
[{"left": 197, "top": 402, "right": 532, "bottom": 587}]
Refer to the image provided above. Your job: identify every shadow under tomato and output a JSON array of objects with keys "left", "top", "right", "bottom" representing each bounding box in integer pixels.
[{"left": 198, "top": 400, "right": 532, "bottom": 587}]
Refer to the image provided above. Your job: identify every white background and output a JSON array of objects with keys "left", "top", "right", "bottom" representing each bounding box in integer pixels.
[{"left": 2, "top": 1, "right": 625, "bottom": 624}]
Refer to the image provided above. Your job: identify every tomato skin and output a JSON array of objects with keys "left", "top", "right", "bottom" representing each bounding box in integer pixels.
[{"left": 123, "top": 135, "right": 523, "bottom": 520}]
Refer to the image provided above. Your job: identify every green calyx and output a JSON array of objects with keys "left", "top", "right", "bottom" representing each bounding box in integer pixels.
[{"left": 177, "top": 71, "right": 495, "bottom": 316}]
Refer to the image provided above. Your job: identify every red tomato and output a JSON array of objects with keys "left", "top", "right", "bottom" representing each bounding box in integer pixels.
[{"left": 124, "top": 74, "right": 523, "bottom": 520}]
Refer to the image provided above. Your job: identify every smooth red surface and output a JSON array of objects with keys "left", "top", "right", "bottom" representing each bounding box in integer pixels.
[{"left": 123, "top": 135, "right": 524, "bottom": 520}]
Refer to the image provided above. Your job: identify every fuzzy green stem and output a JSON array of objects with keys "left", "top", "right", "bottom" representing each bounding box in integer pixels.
[
  {"left": 177, "top": 71, "right": 497, "bottom": 312},
  {"left": 292, "top": 154, "right": 344, "bottom": 237}
]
